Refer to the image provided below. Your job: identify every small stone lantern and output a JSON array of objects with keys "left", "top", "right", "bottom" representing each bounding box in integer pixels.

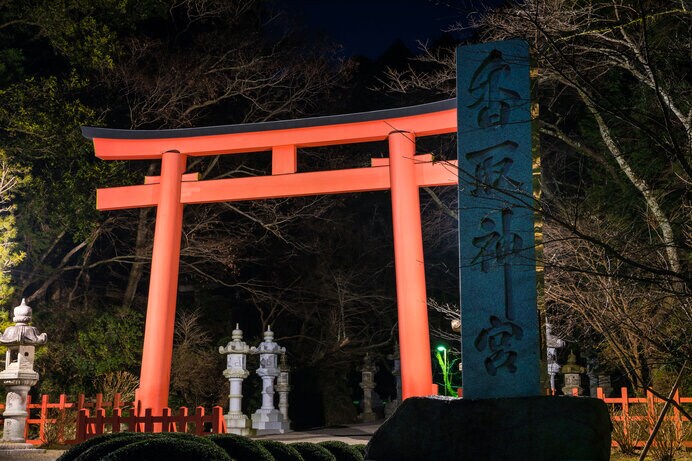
[
  {"left": 545, "top": 322, "right": 565, "bottom": 394},
  {"left": 0, "top": 299, "right": 47, "bottom": 446},
  {"left": 219, "top": 324, "right": 252, "bottom": 436},
  {"left": 384, "top": 343, "right": 401, "bottom": 418},
  {"left": 561, "top": 351, "right": 585, "bottom": 396},
  {"left": 250, "top": 326, "right": 289, "bottom": 434},
  {"left": 359, "top": 353, "right": 378, "bottom": 422},
  {"left": 275, "top": 353, "right": 292, "bottom": 430}
]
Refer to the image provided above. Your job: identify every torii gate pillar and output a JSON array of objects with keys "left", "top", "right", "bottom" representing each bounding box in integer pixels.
[
  {"left": 137, "top": 151, "right": 187, "bottom": 415},
  {"left": 388, "top": 131, "right": 433, "bottom": 398}
]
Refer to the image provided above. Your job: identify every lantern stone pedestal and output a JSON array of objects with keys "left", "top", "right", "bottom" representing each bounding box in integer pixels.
[
  {"left": 0, "top": 299, "right": 47, "bottom": 452},
  {"left": 251, "top": 327, "right": 289, "bottom": 435},
  {"left": 219, "top": 324, "right": 253, "bottom": 436}
]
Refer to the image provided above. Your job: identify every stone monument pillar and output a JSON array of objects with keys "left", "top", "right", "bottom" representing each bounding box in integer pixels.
[
  {"left": 359, "top": 353, "right": 377, "bottom": 423},
  {"left": 275, "top": 353, "right": 292, "bottom": 430},
  {"left": 366, "top": 40, "right": 612, "bottom": 461},
  {"left": 561, "top": 351, "right": 586, "bottom": 396},
  {"left": 384, "top": 343, "right": 401, "bottom": 418},
  {"left": 251, "top": 326, "right": 289, "bottom": 434},
  {"left": 0, "top": 299, "right": 47, "bottom": 449},
  {"left": 219, "top": 324, "right": 252, "bottom": 436}
]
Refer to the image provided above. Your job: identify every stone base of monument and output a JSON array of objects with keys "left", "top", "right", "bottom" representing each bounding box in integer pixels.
[
  {"left": 251, "top": 408, "right": 290, "bottom": 435},
  {"left": 365, "top": 396, "right": 612, "bottom": 461}
]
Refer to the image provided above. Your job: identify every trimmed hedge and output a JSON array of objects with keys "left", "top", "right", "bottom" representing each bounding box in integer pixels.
[
  {"left": 57, "top": 432, "right": 149, "bottom": 461},
  {"left": 290, "top": 442, "right": 337, "bottom": 461},
  {"left": 74, "top": 434, "right": 157, "bottom": 461},
  {"left": 257, "top": 440, "right": 304, "bottom": 461},
  {"left": 58, "top": 431, "right": 219, "bottom": 461},
  {"left": 351, "top": 444, "right": 367, "bottom": 459},
  {"left": 208, "top": 433, "right": 275, "bottom": 461},
  {"left": 318, "top": 441, "right": 364, "bottom": 461},
  {"left": 101, "top": 437, "right": 231, "bottom": 461}
]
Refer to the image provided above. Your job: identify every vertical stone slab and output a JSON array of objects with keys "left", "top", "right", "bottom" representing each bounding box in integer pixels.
[{"left": 457, "top": 40, "right": 540, "bottom": 399}]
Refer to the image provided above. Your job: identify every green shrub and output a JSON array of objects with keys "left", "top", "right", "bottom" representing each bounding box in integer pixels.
[
  {"left": 318, "top": 441, "right": 364, "bottom": 461},
  {"left": 74, "top": 434, "right": 156, "bottom": 461},
  {"left": 351, "top": 444, "right": 367, "bottom": 459},
  {"left": 102, "top": 437, "right": 231, "bottom": 461},
  {"left": 57, "top": 432, "right": 148, "bottom": 461},
  {"left": 209, "top": 433, "right": 275, "bottom": 461},
  {"left": 58, "top": 431, "right": 217, "bottom": 461},
  {"left": 257, "top": 440, "right": 304, "bottom": 461},
  {"left": 73, "top": 432, "right": 214, "bottom": 461},
  {"left": 291, "top": 442, "right": 337, "bottom": 461}
]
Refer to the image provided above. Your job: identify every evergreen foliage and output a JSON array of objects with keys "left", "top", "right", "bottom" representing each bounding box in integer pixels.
[
  {"left": 290, "top": 442, "right": 337, "bottom": 461},
  {"left": 208, "top": 433, "right": 275, "bottom": 461},
  {"left": 257, "top": 440, "right": 305, "bottom": 461},
  {"left": 318, "top": 441, "right": 364, "bottom": 461},
  {"left": 101, "top": 437, "right": 231, "bottom": 461}
]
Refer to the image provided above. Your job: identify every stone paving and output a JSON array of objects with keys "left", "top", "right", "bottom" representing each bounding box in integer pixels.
[{"left": 0, "top": 421, "right": 382, "bottom": 460}]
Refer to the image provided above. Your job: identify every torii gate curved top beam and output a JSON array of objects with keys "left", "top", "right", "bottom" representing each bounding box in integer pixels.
[{"left": 83, "top": 98, "right": 459, "bottom": 419}]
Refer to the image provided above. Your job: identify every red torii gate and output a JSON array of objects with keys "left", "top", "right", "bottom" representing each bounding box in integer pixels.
[{"left": 82, "top": 99, "right": 459, "bottom": 416}]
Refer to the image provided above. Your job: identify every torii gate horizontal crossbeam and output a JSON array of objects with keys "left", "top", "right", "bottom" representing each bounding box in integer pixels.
[{"left": 97, "top": 160, "right": 458, "bottom": 210}]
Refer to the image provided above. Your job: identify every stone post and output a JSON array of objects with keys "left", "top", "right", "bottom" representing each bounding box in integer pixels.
[
  {"left": 561, "top": 351, "right": 586, "bottom": 396},
  {"left": 598, "top": 375, "right": 613, "bottom": 397},
  {"left": 0, "top": 299, "right": 47, "bottom": 449},
  {"left": 275, "top": 353, "right": 292, "bottom": 430},
  {"left": 251, "top": 326, "right": 289, "bottom": 434},
  {"left": 359, "top": 353, "right": 377, "bottom": 422},
  {"left": 219, "top": 324, "right": 252, "bottom": 436},
  {"left": 384, "top": 343, "right": 401, "bottom": 418},
  {"left": 545, "top": 322, "right": 564, "bottom": 394}
]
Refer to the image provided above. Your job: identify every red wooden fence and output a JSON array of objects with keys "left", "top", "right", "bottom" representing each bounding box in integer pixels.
[
  {"left": 0, "top": 393, "right": 225, "bottom": 445},
  {"left": 596, "top": 387, "right": 692, "bottom": 449},
  {"left": 74, "top": 406, "right": 226, "bottom": 443}
]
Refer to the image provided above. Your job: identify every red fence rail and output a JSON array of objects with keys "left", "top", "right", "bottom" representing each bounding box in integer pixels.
[
  {"left": 0, "top": 393, "right": 225, "bottom": 445},
  {"left": 75, "top": 406, "right": 226, "bottom": 443},
  {"left": 596, "top": 387, "right": 692, "bottom": 449}
]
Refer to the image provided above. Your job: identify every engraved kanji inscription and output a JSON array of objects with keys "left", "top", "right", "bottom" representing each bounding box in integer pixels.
[
  {"left": 474, "top": 315, "right": 523, "bottom": 376},
  {"left": 468, "top": 49, "right": 521, "bottom": 129},
  {"left": 466, "top": 140, "right": 523, "bottom": 196}
]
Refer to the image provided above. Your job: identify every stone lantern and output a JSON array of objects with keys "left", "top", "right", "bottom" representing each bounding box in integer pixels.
[
  {"left": 0, "top": 299, "right": 47, "bottom": 446},
  {"left": 384, "top": 343, "right": 401, "bottom": 418},
  {"left": 545, "top": 322, "right": 565, "bottom": 394},
  {"left": 561, "top": 351, "right": 585, "bottom": 396},
  {"left": 359, "top": 353, "right": 378, "bottom": 422},
  {"left": 250, "top": 326, "right": 289, "bottom": 434},
  {"left": 219, "top": 324, "right": 252, "bottom": 436},
  {"left": 275, "top": 353, "right": 291, "bottom": 430}
]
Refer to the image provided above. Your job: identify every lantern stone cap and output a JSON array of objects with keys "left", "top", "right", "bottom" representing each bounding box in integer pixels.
[
  {"left": 14, "top": 299, "right": 32, "bottom": 323},
  {"left": 561, "top": 351, "right": 585, "bottom": 374},
  {"left": 0, "top": 299, "right": 47, "bottom": 346},
  {"left": 219, "top": 323, "right": 251, "bottom": 355},
  {"left": 232, "top": 323, "right": 243, "bottom": 341},
  {"left": 251, "top": 325, "right": 285, "bottom": 355}
]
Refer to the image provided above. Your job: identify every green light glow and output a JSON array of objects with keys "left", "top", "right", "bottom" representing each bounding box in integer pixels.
[{"left": 436, "top": 345, "right": 446, "bottom": 352}]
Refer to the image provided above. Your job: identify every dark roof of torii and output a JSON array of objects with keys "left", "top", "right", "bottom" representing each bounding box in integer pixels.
[{"left": 81, "top": 99, "right": 456, "bottom": 140}]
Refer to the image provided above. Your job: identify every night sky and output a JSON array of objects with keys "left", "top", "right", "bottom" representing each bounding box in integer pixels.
[{"left": 288, "top": 0, "right": 503, "bottom": 58}]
